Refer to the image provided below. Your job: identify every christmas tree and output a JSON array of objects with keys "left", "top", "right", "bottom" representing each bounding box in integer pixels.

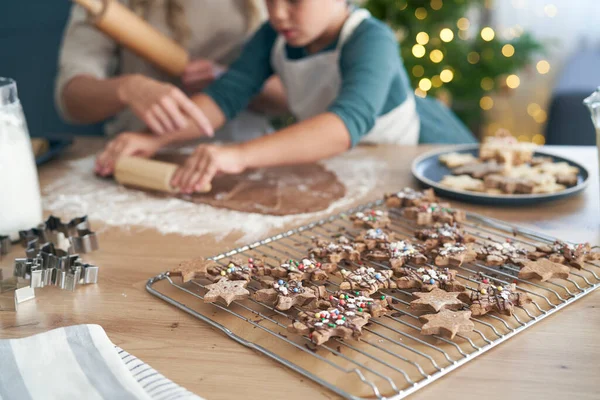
[{"left": 364, "top": 0, "right": 543, "bottom": 133}]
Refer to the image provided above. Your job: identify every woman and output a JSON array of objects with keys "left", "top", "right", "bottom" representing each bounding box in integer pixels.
[{"left": 55, "top": 0, "right": 287, "bottom": 142}]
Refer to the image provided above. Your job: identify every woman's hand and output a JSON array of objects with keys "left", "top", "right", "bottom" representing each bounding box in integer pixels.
[
  {"left": 118, "top": 74, "right": 213, "bottom": 136},
  {"left": 182, "top": 59, "right": 226, "bottom": 94},
  {"left": 95, "top": 132, "right": 165, "bottom": 177},
  {"left": 171, "top": 144, "right": 246, "bottom": 194}
]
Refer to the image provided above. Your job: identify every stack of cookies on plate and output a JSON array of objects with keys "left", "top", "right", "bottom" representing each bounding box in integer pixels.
[{"left": 438, "top": 131, "right": 579, "bottom": 195}]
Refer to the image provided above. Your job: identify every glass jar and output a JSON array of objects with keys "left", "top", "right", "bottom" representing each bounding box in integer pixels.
[{"left": 0, "top": 77, "right": 43, "bottom": 239}]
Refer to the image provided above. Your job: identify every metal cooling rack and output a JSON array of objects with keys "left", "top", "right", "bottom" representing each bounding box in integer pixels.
[{"left": 146, "top": 200, "right": 600, "bottom": 399}]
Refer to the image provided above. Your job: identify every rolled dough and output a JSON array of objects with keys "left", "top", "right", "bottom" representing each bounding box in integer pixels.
[{"left": 143, "top": 154, "right": 346, "bottom": 216}]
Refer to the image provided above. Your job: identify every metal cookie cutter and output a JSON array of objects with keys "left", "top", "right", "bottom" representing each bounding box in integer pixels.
[
  {"left": 69, "top": 228, "right": 99, "bottom": 254},
  {"left": 0, "top": 235, "right": 11, "bottom": 256}
]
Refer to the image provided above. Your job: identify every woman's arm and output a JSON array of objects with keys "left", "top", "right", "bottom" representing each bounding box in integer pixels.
[{"left": 61, "top": 75, "right": 129, "bottom": 123}]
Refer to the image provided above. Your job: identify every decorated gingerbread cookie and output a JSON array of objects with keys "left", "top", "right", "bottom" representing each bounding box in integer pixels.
[
  {"left": 315, "top": 290, "right": 392, "bottom": 318},
  {"left": 350, "top": 209, "right": 391, "bottom": 229},
  {"left": 394, "top": 266, "right": 465, "bottom": 292},
  {"left": 339, "top": 266, "right": 396, "bottom": 295},
  {"left": 309, "top": 237, "right": 364, "bottom": 264},
  {"left": 170, "top": 258, "right": 254, "bottom": 283},
  {"left": 260, "top": 258, "right": 335, "bottom": 283},
  {"left": 384, "top": 188, "right": 437, "bottom": 209},
  {"left": 529, "top": 241, "right": 600, "bottom": 269},
  {"left": 354, "top": 228, "right": 395, "bottom": 250},
  {"left": 366, "top": 240, "right": 428, "bottom": 273},
  {"left": 288, "top": 308, "right": 371, "bottom": 345},
  {"left": 402, "top": 202, "right": 467, "bottom": 226},
  {"left": 434, "top": 243, "right": 477, "bottom": 267},
  {"left": 414, "top": 223, "right": 476, "bottom": 250},
  {"left": 476, "top": 241, "right": 529, "bottom": 266},
  {"left": 253, "top": 280, "right": 326, "bottom": 311},
  {"left": 459, "top": 281, "right": 531, "bottom": 316}
]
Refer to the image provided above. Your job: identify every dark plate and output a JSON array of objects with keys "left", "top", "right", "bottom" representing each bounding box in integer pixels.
[
  {"left": 35, "top": 137, "right": 73, "bottom": 166},
  {"left": 411, "top": 144, "right": 590, "bottom": 205}
]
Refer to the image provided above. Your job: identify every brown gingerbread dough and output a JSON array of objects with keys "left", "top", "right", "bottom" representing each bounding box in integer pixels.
[{"left": 145, "top": 154, "right": 346, "bottom": 215}]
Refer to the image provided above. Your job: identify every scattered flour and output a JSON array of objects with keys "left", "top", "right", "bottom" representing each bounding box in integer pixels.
[{"left": 42, "top": 148, "right": 388, "bottom": 243}]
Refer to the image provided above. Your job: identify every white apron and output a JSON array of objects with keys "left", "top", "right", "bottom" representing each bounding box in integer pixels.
[{"left": 270, "top": 9, "right": 420, "bottom": 145}]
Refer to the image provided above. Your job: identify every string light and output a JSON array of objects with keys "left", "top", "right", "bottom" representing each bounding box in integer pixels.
[
  {"left": 481, "top": 77, "right": 494, "bottom": 91},
  {"left": 480, "top": 96, "right": 494, "bottom": 110},
  {"left": 412, "top": 65, "right": 425, "bottom": 77},
  {"left": 419, "top": 78, "right": 433, "bottom": 91},
  {"left": 457, "top": 17, "right": 470, "bottom": 30},
  {"left": 506, "top": 74, "right": 521, "bottom": 89},
  {"left": 532, "top": 134, "right": 546, "bottom": 144},
  {"left": 416, "top": 32, "right": 430, "bottom": 45},
  {"left": 527, "top": 103, "right": 541, "bottom": 117},
  {"left": 537, "top": 60, "right": 551, "bottom": 74},
  {"left": 431, "top": 0, "right": 443, "bottom": 10},
  {"left": 430, "top": 49, "right": 444, "bottom": 63},
  {"left": 440, "top": 28, "right": 454, "bottom": 42},
  {"left": 412, "top": 44, "right": 426, "bottom": 58},
  {"left": 467, "top": 52, "right": 480, "bottom": 64},
  {"left": 481, "top": 27, "right": 495, "bottom": 41},
  {"left": 517, "top": 135, "right": 530, "bottom": 143},
  {"left": 415, "top": 7, "right": 428, "bottom": 20},
  {"left": 458, "top": 30, "right": 469, "bottom": 40},
  {"left": 502, "top": 44, "right": 515, "bottom": 57},
  {"left": 534, "top": 110, "right": 548, "bottom": 123},
  {"left": 432, "top": 75, "right": 443, "bottom": 88},
  {"left": 440, "top": 69, "right": 454, "bottom": 83}
]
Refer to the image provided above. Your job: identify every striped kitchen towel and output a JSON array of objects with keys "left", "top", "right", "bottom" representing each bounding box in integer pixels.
[{"left": 0, "top": 324, "right": 204, "bottom": 400}]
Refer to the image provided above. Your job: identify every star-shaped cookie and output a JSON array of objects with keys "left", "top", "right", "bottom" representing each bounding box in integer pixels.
[
  {"left": 476, "top": 242, "right": 529, "bottom": 266},
  {"left": 384, "top": 188, "right": 438, "bottom": 208},
  {"left": 419, "top": 310, "right": 474, "bottom": 339},
  {"left": 366, "top": 240, "right": 428, "bottom": 272},
  {"left": 309, "top": 238, "right": 364, "bottom": 264},
  {"left": 458, "top": 282, "right": 531, "bottom": 316},
  {"left": 253, "top": 280, "right": 325, "bottom": 311},
  {"left": 169, "top": 258, "right": 219, "bottom": 282},
  {"left": 288, "top": 308, "right": 371, "bottom": 345},
  {"left": 529, "top": 241, "right": 600, "bottom": 269},
  {"left": 434, "top": 243, "right": 477, "bottom": 267},
  {"left": 518, "top": 259, "right": 570, "bottom": 282},
  {"left": 203, "top": 279, "right": 250, "bottom": 306},
  {"left": 395, "top": 266, "right": 465, "bottom": 292},
  {"left": 339, "top": 267, "right": 396, "bottom": 295},
  {"left": 350, "top": 209, "right": 391, "bottom": 229},
  {"left": 415, "top": 223, "right": 476, "bottom": 250},
  {"left": 410, "top": 288, "right": 464, "bottom": 312},
  {"left": 355, "top": 229, "right": 395, "bottom": 250},
  {"left": 402, "top": 202, "right": 467, "bottom": 226}
]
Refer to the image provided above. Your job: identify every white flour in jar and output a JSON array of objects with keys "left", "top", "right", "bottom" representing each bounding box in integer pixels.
[{"left": 0, "top": 101, "right": 43, "bottom": 239}]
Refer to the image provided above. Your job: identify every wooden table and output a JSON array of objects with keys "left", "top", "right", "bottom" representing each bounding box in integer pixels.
[{"left": 1, "top": 139, "right": 599, "bottom": 400}]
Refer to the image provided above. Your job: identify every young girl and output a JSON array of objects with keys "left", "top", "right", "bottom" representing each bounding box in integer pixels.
[
  {"left": 56, "top": 0, "right": 286, "bottom": 142},
  {"left": 96, "top": 0, "right": 475, "bottom": 192}
]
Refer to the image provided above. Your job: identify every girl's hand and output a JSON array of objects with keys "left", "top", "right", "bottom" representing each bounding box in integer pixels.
[
  {"left": 171, "top": 144, "right": 246, "bottom": 194},
  {"left": 118, "top": 74, "right": 213, "bottom": 137},
  {"left": 182, "top": 59, "right": 226, "bottom": 94},
  {"left": 95, "top": 132, "right": 165, "bottom": 177}
]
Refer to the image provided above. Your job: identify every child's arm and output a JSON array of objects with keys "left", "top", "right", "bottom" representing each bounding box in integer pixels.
[{"left": 171, "top": 113, "right": 351, "bottom": 193}]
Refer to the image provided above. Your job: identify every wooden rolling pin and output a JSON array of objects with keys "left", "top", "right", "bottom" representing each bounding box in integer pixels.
[
  {"left": 72, "top": 0, "right": 189, "bottom": 76},
  {"left": 114, "top": 156, "right": 211, "bottom": 193}
]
